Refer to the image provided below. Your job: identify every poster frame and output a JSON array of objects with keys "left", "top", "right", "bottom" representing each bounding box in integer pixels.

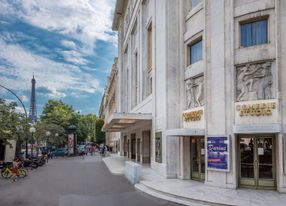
[{"left": 207, "top": 135, "right": 230, "bottom": 172}]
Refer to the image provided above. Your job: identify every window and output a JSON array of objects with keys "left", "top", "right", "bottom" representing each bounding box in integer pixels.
[
  {"left": 240, "top": 19, "right": 268, "bottom": 47},
  {"left": 148, "top": 75, "right": 152, "bottom": 95},
  {"left": 191, "top": 0, "right": 200, "bottom": 8},
  {"left": 131, "top": 52, "right": 139, "bottom": 108},
  {"left": 147, "top": 23, "right": 152, "bottom": 69},
  {"left": 189, "top": 39, "right": 202, "bottom": 65}
]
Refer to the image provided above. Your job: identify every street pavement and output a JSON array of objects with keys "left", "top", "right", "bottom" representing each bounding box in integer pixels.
[{"left": 0, "top": 155, "right": 178, "bottom": 206}]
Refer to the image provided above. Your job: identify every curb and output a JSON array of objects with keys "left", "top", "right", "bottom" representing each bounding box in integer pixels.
[
  {"left": 102, "top": 157, "right": 125, "bottom": 175},
  {"left": 135, "top": 183, "right": 235, "bottom": 206}
]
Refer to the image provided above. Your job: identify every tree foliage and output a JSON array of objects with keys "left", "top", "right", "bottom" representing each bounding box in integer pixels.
[
  {"left": 0, "top": 98, "right": 28, "bottom": 145},
  {"left": 95, "top": 118, "right": 105, "bottom": 144},
  {"left": 39, "top": 100, "right": 105, "bottom": 146},
  {"left": 41, "top": 100, "right": 79, "bottom": 131},
  {"left": 35, "top": 123, "right": 66, "bottom": 147}
]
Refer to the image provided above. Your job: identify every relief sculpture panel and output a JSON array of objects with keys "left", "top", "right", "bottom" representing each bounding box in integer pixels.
[
  {"left": 236, "top": 62, "right": 273, "bottom": 101},
  {"left": 186, "top": 75, "right": 204, "bottom": 109}
]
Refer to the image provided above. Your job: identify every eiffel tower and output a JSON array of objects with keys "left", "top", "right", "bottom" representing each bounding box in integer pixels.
[{"left": 29, "top": 74, "right": 37, "bottom": 123}]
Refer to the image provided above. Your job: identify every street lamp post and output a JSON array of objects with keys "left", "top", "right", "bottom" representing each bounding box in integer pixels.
[
  {"left": 45, "top": 131, "right": 51, "bottom": 147},
  {"left": 29, "top": 126, "right": 36, "bottom": 157},
  {"left": 0, "top": 84, "right": 29, "bottom": 158}
]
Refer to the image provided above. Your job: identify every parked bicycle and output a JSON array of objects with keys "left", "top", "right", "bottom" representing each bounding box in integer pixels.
[{"left": 1, "top": 161, "right": 27, "bottom": 179}]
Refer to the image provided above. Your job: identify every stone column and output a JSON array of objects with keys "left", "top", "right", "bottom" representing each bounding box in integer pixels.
[{"left": 205, "top": 0, "right": 228, "bottom": 187}]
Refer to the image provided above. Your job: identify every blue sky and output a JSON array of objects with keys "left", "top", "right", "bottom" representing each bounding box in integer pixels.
[{"left": 0, "top": 0, "right": 117, "bottom": 115}]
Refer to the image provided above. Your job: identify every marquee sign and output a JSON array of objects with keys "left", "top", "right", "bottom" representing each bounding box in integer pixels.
[
  {"left": 183, "top": 109, "right": 203, "bottom": 122},
  {"left": 236, "top": 102, "right": 276, "bottom": 117}
]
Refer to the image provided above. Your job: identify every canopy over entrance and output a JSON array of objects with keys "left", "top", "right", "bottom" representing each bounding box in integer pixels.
[
  {"left": 166, "top": 128, "right": 205, "bottom": 136},
  {"left": 102, "top": 113, "right": 152, "bottom": 132}
]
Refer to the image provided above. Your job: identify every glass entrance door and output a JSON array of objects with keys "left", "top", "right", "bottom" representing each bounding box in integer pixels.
[
  {"left": 239, "top": 136, "right": 275, "bottom": 189},
  {"left": 190, "top": 137, "right": 205, "bottom": 181}
]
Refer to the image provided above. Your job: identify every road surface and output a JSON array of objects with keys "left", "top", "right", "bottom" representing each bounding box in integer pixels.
[{"left": 0, "top": 155, "right": 178, "bottom": 206}]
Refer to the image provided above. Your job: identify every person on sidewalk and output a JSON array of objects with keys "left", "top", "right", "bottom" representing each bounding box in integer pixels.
[{"left": 11, "top": 158, "right": 19, "bottom": 182}]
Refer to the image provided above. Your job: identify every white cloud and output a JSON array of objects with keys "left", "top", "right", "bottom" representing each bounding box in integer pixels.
[
  {"left": 46, "top": 87, "right": 67, "bottom": 99},
  {"left": 0, "top": 38, "right": 102, "bottom": 97},
  {"left": 0, "top": 0, "right": 117, "bottom": 113},
  {"left": 21, "top": 95, "right": 28, "bottom": 102},
  {"left": 0, "top": 20, "right": 9, "bottom": 25},
  {"left": 61, "top": 50, "right": 89, "bottom": 65},
  {"left": 61, "top": 40, "right": 77, "bottom": 50},
  {"left": 0, "top": 0, "right": 117, "bottom": 51}
]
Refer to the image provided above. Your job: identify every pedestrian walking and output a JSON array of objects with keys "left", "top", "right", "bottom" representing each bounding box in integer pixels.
[
  {"left": 46, "top": 150, "right": 50, "bottom": 163},
  {"left": 11, "top": 158, "right": 19, "bottom": 182},
  {"left": 89, "top": 147, "right": 92, "bottom": 156},
  {"left": 92, "top": 145, "right": 95, "bottom": 156}
]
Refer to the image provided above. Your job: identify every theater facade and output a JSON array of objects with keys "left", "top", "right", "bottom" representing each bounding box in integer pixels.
[{"left": 101, "top": 0, "right": 286, "bottom": 192}]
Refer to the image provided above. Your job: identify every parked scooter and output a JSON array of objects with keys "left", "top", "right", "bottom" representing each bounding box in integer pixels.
[
  {"left": 30, "top": 156, "right": 45, "bottom": 167},
  {"left": 18, "top": 157, "right": 38, "bottom": 169}
]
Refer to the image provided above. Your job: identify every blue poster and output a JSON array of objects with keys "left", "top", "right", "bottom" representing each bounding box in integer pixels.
[{"left": 207, "top": 136, "right": 229, "bottom": 171}]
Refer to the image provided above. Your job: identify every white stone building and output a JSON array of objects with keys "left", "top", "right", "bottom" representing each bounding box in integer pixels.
[
  {"left": 0, "top": 139, "right": 16, "bottom": 162},
  {"left": 102, "top": 0, "right": 286, "bottom": 192},
  {"left": 99, "top": 58, "right": 120, "bottom": 152}
]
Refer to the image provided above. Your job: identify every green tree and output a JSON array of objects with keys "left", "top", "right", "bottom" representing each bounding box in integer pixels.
[
  {"left": 40, "top": 100, "right": 80, "bottom": 147},
  {"left": 41, "top": 100, "right": 79, "bottom": 131},
  {"left": 95, "top": 118, "right": 105, "bottom": 144},
  {"left": 35, "top": 123, "right": 66, "bottom": 147},
  {"left": 76, "top": 116, "right": 89, "bottom": 143},
  {"left": 40, "top": 100, "right": 104, "bottom": 145},
  {"left": 79, "top": 114, "right": 97, "bottom": 142},
  {"left": 0, "top": 98, "right": 26, "bottom": 144}
]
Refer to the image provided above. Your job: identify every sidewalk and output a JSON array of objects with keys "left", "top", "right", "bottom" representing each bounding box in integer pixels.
[
  {"left": 102, "top": 153, "right": 126, "bottom": 175},
  {"left": 102, "top": 154, "right": 286, "bottom": 206}
]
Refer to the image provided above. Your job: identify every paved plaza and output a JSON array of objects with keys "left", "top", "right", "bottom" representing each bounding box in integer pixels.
[
  {"left": 103, "top": 154, "right": 286, "bottom": 206},
  {"left": 0, "top": 155, "right": 177, "bottom": 206}
]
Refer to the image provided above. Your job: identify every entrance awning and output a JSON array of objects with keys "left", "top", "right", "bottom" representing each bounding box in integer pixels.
[
  {"left": 102, "top": 112, "right": 152, "bottom": 132},
  {"left": 166, "top": 128, "right": 205, "bottom": 136}
]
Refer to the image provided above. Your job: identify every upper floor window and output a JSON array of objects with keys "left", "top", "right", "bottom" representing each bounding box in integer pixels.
[
  {"left": 191, "top": 0, "right": 201, "bottom": 8},
  {"left": 147, "top": 23, "right": 152, "bottom": 69},
  {"left": 240, "top": 19, "right": 268, "bottom": 47},
  {"left": 189, "top": 39, "right": 202, "bottom": 65}
]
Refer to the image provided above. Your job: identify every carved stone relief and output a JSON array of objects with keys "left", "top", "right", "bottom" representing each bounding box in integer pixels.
[
  {"left": 186, "top": 75, "right": 204, "bottom": 109},
  {"left": 236, "top": 62, "right": 273, "bottom": 101}
]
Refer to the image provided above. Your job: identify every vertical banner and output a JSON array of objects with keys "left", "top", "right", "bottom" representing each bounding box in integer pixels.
[
  {"left": 207, "top": 136, "right": 230, "bottom": 172},
  {"left": 68, "top": 134, "right": 74, "bottom": 155}
]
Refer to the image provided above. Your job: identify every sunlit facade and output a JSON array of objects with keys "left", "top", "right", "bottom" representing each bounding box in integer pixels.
[{"left": 101, "top": 0, "right": 286, "bottom": 192}]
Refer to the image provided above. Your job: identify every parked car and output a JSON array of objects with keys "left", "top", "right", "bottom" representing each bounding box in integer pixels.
[
  {"left": 52, "top": 148, "right": 67, "bottom": 157},
  {"left": 40, "top": 146, "right": 54, "bottom": 156}
]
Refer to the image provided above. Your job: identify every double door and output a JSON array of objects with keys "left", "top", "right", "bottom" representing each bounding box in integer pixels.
[
  {"left": 239, "top": 135, "right": 276, "bottom": 189},
  {"left": 190, "top": 137, "right": 205, "bottom": 181}
]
